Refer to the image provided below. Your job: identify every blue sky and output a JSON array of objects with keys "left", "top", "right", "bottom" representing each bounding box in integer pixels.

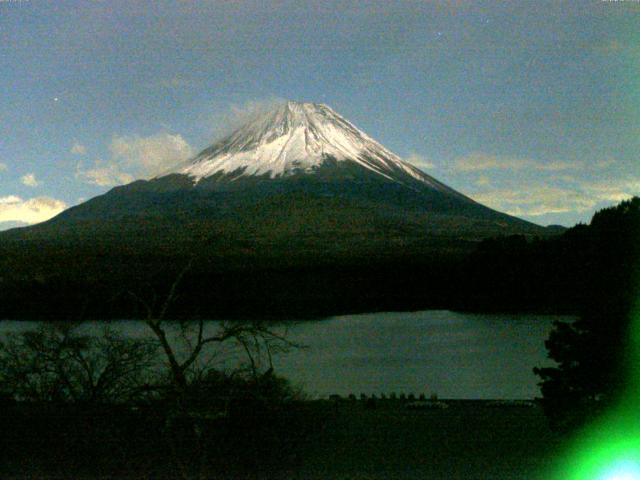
[{"left": 0, "top": 0, "right": 638, "bottom": 229}]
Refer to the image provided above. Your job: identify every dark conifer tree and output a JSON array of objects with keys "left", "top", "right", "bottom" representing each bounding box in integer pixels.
[{"left": 535, "top": 197, "right": 640, "bottom": 431}]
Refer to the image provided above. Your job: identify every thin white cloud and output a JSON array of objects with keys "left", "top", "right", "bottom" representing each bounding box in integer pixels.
[
  {"left": 404, "top": 153, "right": 436, "bottom": 170},
  {"left": 75, "top": 160, "right": 135, "bottom": 187},
  {"left": 0, "top": 195, "right": 22, "bottom": 205},
  {"left": 76, "top": 132, "right": 193, "bottom": 187},
  {"left": 110, "top": 132, "right": 193, "bottom": 176},
  {"left": 470, "top": 177, "right": 640, "bottom": 217},
  {"left": 0, "top": 195, "right": 67, "bottom": 225},
  {"left": 472, "top": 187, "right": 596, "bottom": 217},
  {"left": 452, "top": 152, "right": 579, "bottom": 173},
  {"left": 537, "top": 161, "right": 582, "bottom": 172},
  {"left": 21, "top": 173, "right": 41, "bottom": 187},
  {"left": 209, "top": 97, "right": 286, "bottom": 140},
  {"left": 580, "top": 178, "right": 640, "bottom": 203},
  {"left": 475, "top": 175, "right": 491, "bottom": 187},
  {"left": 71, "top": 141, "right": 87, "bottom": 155}
]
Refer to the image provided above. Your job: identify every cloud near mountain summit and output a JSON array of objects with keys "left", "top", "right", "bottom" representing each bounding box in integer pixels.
[{"left": 76, "top": 133, "right": 194, "bottom": 186}]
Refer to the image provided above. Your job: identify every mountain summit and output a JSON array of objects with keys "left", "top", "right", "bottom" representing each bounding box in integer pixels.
[{"left": 161, "top": 101, "right": 461, "bottom": 197}]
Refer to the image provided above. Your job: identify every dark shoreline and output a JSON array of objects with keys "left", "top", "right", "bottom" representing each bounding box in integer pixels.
[{"left": 0, "top": 398, "right": 562, "bottom": 479}]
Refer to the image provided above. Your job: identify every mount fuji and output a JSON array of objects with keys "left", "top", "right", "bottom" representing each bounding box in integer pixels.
[
  {"left": 167, "top": 101, "right": 457, "bottom": 193},
  {"left": 0, "top": 101, "right": 558, "bottom": 319},
  {"left": 8, "top": 101, "right": 546, "bottom": 245}
]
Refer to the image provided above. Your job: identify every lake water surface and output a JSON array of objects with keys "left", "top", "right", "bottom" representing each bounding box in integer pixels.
[
  {"left": 0, "top": 310, "right": 574, "bottom": 400},
  {"left": 272, "top": 310, "right": 573, "bottom": 399}
]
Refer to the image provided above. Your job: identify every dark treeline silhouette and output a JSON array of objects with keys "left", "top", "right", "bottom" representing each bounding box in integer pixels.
[
  {"left": 534, "top": 197, "right": 640, "bottom": 431},
  {"left": 2, "top": 201, "right": 638, "bottom": 320}
]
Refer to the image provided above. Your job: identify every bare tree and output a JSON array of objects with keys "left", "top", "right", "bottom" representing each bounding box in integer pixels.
[
  {"left": 0, "top": 322, "right": 158, "bottom": 404},
  {"left": 126, "top": 262, "right": 302, "bottom": 479},
  {"left": 128, "top": 262, "right": 298, "bottom": 396}
]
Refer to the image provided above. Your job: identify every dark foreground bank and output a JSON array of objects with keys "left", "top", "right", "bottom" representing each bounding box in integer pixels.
[{"left": 0, "top": 398, "right": 563, "bottom": 480}]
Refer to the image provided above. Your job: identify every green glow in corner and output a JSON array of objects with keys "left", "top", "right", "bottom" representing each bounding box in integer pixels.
[
  {"left": 549, "top": 302, "right": 640, "bottom": 480},
  {"left": 556, "top": 427, "right": 640, "bottom": 480},
  {"left": 597, "top": 460, "right": 640, "bottom": 480}
]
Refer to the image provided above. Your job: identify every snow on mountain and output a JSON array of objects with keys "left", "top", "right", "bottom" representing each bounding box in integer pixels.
[{"left": 164, "top": 101, "right": 448, "bottom": 192}]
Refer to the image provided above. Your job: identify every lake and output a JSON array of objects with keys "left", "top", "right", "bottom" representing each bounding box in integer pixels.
[
  {"left": 0, "top": 310, "right": 574, "bottom": 400},
  {"left": 272, "top": 310, "right": 571, "bottom": 400}
]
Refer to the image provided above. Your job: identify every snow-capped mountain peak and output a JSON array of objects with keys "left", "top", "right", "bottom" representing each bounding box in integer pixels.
[{"left": 165, "top": 101, "right": 446, "bottom": 191}]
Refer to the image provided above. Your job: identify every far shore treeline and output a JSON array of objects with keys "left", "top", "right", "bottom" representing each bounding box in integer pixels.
[{"left": 0, "top": 197, "right": 638, "bottom": 321}]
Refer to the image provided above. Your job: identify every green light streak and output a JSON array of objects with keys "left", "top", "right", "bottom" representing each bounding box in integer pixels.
[
  {"left": 554, "top": 418, "right": 640, "bottom": 480},
  {"left": 547, "top": 289, "right": 640, "bottom": 479},
  {"left": 545, "top": 309, "right": 640, "bottom": 480}
]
